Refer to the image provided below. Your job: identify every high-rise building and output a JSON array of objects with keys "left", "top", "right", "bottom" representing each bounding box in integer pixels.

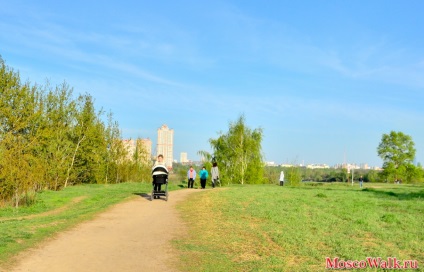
[
  {"left": 157, "top": 124, "right": 174, "bottom": 168},
  {"left": 180, "top": 152, "right": 188, "bottom": 163}
]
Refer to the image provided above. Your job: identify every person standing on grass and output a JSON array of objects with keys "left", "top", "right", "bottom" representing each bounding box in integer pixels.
[
  {"left": 279, "top": 170, "right": 285, "bottom": 186},
  {"left": 199, "top": 166, "right": 209, "bottom": 189},
  {"left": 359, "top": 175, "right": 364, "bottom": 188},
  {"left": 187, "top": 166, "right": 196, "bottom": 188},
  {"left": 211, "top": 162, "right": 220, "bottom": 188}
]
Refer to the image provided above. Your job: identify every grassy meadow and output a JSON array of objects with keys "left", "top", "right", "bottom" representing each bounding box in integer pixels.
[
  {"left": 174, "top": 183, "right": 424, "bottom": 271},
  {"left": 0, "top": 182, "right": 423, "bottom": 271}
]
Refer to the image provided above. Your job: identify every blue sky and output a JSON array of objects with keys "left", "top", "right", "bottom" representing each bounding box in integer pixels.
[{"left": 1, "top": 1, "right": 423, "bottom": 167}]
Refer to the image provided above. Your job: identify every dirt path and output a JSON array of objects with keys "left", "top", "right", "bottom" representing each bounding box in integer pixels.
[{"left": 7, "top": 189, "right": 199, "bottom": 272}]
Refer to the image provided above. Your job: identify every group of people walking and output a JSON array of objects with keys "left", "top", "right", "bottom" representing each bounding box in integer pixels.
[
  {"left": 187, "top": 162, "right": 220, "bottom": 189},
  {"left": 152, "top": 154, "right": 220, "bottom": 191}
]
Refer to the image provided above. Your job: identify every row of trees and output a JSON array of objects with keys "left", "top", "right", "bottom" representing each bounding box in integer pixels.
[
  {"left": 263, "top": 166, "right": 387, "bottom": 184},
  {"left": 0, "top": 58, "right": 150, "bottom": 207},
  {"left": 199, "top": 116, "right": 422, "bottom": 185}
]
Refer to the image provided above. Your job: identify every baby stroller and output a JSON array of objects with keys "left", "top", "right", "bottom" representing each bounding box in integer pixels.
[{"left": 151, "top": 164, "right": 169, "bottom": 201}]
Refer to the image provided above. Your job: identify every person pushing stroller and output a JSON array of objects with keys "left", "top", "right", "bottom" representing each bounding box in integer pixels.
[{"left": 152, "top": 154, "right": 168, "bottom": 200}]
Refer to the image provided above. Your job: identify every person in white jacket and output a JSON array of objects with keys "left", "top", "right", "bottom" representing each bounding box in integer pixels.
[
  {"left": 211, "top": 162, "right": 220, "bottom": 188},
  {"left": 279, "top": 170, "right": 285, "bottom": 186}
]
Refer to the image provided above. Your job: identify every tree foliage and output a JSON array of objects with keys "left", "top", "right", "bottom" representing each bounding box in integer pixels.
[
  {"left": 207, "top": 115, "right": 264, "bottom": 185},
  {"left": 0, "top": 57, "right": 150, "bottom": 206},
  {"left": 377, "top": 131, "right": 418, "bottom": 183}
]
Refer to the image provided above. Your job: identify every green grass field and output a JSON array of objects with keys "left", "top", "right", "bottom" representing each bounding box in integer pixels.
[
  {"left": 174, "top": 183, "right": 424, "bottom": 271},
  {"left": 0, "top": 182, "right": 423, "bottom": 271}
]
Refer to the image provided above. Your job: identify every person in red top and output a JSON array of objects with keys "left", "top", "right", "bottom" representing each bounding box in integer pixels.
[{"left": 187, "top": 166, "right": 196, "bottom": 188}]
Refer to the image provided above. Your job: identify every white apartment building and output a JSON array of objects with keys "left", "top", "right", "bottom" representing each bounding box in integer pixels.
[
  {"left": 157, "top": 124, "right": 174, "bottom": 168},
  {"left": 180, "top": 152, "right": 188, "bottom": 163}
]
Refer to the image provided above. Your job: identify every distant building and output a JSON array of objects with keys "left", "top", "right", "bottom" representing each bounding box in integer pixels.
[
  {"left": 180, "top": 152, "right": 188, "bottom": 163},
  {"left": 306, "top": 164, "right": 330, "bottom": 169},
  {"left": 157, "top": 124, "right": 174, "bottom": 168},
  {"left": 122, "top": 138, "right": 152, "bottom": 163},
  {"left": 360, "top": 163, "right": 370, "bottom": 170}
]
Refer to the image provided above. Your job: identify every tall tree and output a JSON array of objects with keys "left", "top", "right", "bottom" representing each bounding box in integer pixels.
[
  {"left": 0, "top": 58, "right": 44, "bottom": 206},
  {"left": 72, "top": 94, "right": 105, "bottom": 185},
  {"left": 208, "top": 115, "right": 264, "bottom": 185},
  {"left": 377, "top": 131, "right": 417, "bottom": 183},
  {"left": 39, "top": 82, "right": 78, "bottom": 190}
]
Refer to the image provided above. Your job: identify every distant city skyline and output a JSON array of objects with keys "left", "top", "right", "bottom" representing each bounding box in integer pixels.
[{"left": 127, "top": 124, "right": 410, "bottom": 169}]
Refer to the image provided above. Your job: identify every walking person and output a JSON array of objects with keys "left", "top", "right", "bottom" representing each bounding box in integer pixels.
[
  {"left": 359, "top": 175, "right": 364, "bottom": 188},
  {"left": 211, "top": 162, "right": 220, "bottom": 188},
  {"left": 152, "top": 154, "right": 167, "bottom": 199},
  {"left": 199, "top": 166, "right": 209, "bottom": 189},
  {"left": 279, "top": 170, "right": 285, "bottom": 186},
  {"left": 187, "top": 166, "right": 196, "bottom": 188}
]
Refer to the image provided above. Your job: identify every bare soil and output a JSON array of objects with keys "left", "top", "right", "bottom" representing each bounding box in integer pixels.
[{"left": 6, "top": 189, "right": 199, "bottom": 272}]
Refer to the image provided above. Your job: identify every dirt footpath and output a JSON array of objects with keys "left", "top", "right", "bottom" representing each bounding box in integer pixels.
[{"left": 8, "top": 189, "right": 199, "bottom": 272}]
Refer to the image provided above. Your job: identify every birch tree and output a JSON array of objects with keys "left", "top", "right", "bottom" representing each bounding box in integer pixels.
[{"left": 209, "top": 115, "right": 264, "bottom": 184}]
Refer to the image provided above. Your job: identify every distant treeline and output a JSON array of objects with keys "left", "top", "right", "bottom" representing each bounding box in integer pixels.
[
  {"left": 0, "top": 57, "right": 150, "bottom": 207},
  {"left": 263, "top": 166, "right": 423, "bottom": 184}
]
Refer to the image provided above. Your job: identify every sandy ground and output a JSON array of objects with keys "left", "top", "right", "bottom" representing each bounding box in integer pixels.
[{"left": 6, "top": 189, "right": 199, "bottom": 272}]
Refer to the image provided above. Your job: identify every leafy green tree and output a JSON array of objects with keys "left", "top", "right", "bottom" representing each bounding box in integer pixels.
[
  {"left": 132, "top": 138, "right": 153, "bottom": 182},
  {"left": 207, "top": 115, "right": 264, "bottom": 185},
  {"left": 72, "top": 93, "right": 107, "bottom": 185},
  {"left": 0, "top": 58, "right": 44, "bottom": 206},
  {"left": 365, "top": 170, "right": 380, "bottom": 183},
  {"left": 286, "top": 166, "right": 302, "bottom": 186},
  {"left": 377, "top": 131, "right": 417, "bottom": 183},
  {"left": 103, "top": 112, "right": 125, "bottom": 183},
  {"left": 341, "top": 168, "right": 348, "bottom": 182},
  {"left": 38, "top": 82, "right": 78, "bottom": 190}
]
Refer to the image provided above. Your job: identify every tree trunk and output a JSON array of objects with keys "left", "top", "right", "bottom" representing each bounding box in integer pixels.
[{"left": 64, "top": 135, "right": 85, "bottom": 188}]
